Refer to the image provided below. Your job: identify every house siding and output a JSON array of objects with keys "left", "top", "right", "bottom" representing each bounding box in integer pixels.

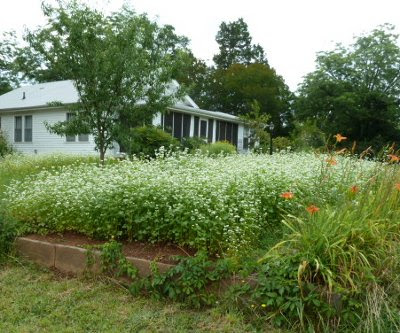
[{"left": 0, "top": 108, "right": 98, "bottom": 155}]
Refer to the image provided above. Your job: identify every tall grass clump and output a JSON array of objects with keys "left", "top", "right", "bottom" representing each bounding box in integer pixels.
[{"left": 253, "top": 165, "right": 400, "bottom": 331}]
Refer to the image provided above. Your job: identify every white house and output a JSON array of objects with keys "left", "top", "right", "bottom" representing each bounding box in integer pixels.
[{"left": 0, "top": 80, "right": 250, "bottom": 155}]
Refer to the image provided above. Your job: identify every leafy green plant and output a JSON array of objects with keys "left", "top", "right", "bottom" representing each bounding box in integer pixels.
[
  {"left": 132, "top": 251, "right": 235, "bottom": 308},
  {"left": 100, "top": 240, "right": 138, "bottom": 279},
  {"left": 0, "top": 213, "right": 17, "bottom": 262},
  {"left": 200, "top": 141, "right": 237, "bottom": 156},
  {"left": 272, "top": 136, "right": 292, "bottom": 152},
  {"left": 180, "top": 136, "right": 207, "bottom": 152},
  {"left": 121, "top": 126, "right": 179, "bottom": 158},
  {"left": 0, "top": 130, "right": 13, "bottom": 157},
  {"left": 255, "top": 166, "right": 400, "bottom": 331},
  {"left": 291, "top": 120, "right": 326, "bottom": 151}
]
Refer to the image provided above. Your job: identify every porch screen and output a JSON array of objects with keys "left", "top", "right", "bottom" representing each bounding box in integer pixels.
[{"left": 216, "top": 120, "right": 238, "bottom": 146}]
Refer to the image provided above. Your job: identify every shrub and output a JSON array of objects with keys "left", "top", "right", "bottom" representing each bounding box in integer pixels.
[
  {"left": 180, "top": 137, "right": 207, "bottom": 152},
  {"left": 291, "top": 120, "right": 326, "bottom": 151},
  {"left": 272, "top": 136, "right": 292, "bottom": 152},
  {"left": 200, "top": 141, "right": 237, "bottom": 156},
  {"left": 0, "top": 130, "right": 13, "bottom": 157},
  {"left": 121, "top": 126, "right": 179, "bottom": 158}
]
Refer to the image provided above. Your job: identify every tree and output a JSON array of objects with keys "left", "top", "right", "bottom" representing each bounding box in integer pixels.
[
  {"left": 18, "top": 1, "right": 187, "bottom": 161},
  {"left": 213, "top": 18, "right": 267, "bottom": 69},
  {"left": 0, "top": 32, "right": 19, "bottom": 95},
  {"left": 206, "top": 63, "right": 293, "bottom": 135},
  {"left": 296, "top": 24, "right": 400, "bottom": 151},
  {"left": 171, "top": 50, "right": 211, "bottom": 107},
  {"left": 240, "top": 100, "right": 271, "bottom": 149}
]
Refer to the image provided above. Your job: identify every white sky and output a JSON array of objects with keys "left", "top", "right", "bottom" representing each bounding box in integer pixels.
[{"left": 1, "top": 0, "right": 400, "bottom": 91}]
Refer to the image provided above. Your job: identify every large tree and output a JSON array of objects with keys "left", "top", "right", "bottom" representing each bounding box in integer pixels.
[
  {"left": 17, "top": 1, "right": 187, "bottom": 161},
  {"left": 195, "top": 18, "right": 293, "bottom": 134},
  {"left": 213, "top": 18, "right": 267, "bottom": 69},
  {"left": 208, "top": 63, "right": 293, "bottom": 135},
  {"left": 0, "top": 32, "right": 19, "bottom": 95},
  {"left": 171, "top": 50, "right": 211, "bottom": 107},
  {"left": 296, "top": 24, "right": 400, "bottom": 150}
]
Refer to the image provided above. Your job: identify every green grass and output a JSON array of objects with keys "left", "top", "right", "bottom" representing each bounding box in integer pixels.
[{"left": 0, "top": 260, "right": 278, "bottom": 333}]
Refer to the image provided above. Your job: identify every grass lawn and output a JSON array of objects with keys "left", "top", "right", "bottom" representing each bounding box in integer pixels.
[{"left": 0, "top": 259, "right": 277, "bottom": 333}]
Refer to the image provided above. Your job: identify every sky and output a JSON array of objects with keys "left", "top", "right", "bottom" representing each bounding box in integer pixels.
[{"left": 1, "top": 0, "right": 400, "bottom": 91}]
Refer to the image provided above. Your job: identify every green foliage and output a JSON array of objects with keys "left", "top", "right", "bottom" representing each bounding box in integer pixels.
[
  {"left": 296, "top": 24, "right": 400, "bottom": 152},
  {"left": 5, "top": 153, "right": 379, "bottom": 255},
  {"left": 0, "top": 31, "right": 19, "bottom": 94},
  {"left": 291, "top": 121, "right": 326, "bottom": 151},
  {"left": 272, "top": 136, "right": 293, "bottom": 152},
  {"left": 180, "top": 136, "right": 207, "bottom": 152},
  {"left": 240, "top": 100, "right": 270, "bottom": 147},
  {"left": 200, "top": 141, "right": 237, "bottom": 156},
  {"left": 0, "top": 130, "right": 13, "bottom": 157},
  {"left": 254, "top": 167, "right": 400, "bottom": 331},
  {"left": 121, "top": 126, "right": 179, "bottom": 158},
  {"left": 132, "top": 252, "right": 234, "bottom": 308},
  {"left": 99, "top": 240, "right": 234, "bottom": 308},
  {"left": 0, "top": 213, "right": 17, "bottom": 262},
  {"left": 171, "top": 50, "right": 211, "bottom": 107},
  {"left": 206, "top": 64, "right": 293, "bottom": 136},
  {"left": 213, "top": 18, "right": 267, "bottom": 69},
  {"left": 18, "top": 1, "right": 187, "bottom": 160},
  {"left": 101, "top": 240, "right": 138, "bottom": 280}
]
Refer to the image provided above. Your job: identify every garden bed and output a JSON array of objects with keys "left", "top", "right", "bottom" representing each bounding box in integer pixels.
[{"left": 24, "top": 232, "right": 193, "bottom": 264}]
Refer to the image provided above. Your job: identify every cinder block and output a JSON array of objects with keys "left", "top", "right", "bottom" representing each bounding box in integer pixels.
[
  {"left": 126, "top": 257, "right": 174, "bottom": 277},
  {"left": 16, "top": 237, "right": 55, "bottom": 268},
  {"left": 55, "top": 244, "right": 101, "bottom": 275}
]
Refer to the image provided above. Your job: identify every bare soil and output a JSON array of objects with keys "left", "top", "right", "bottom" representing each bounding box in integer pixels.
[{"left": 25, "top": 232, "right": 195, "bottom": 264}]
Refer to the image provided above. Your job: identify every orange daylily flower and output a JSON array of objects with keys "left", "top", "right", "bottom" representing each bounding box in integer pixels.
[
  {"left": 306, "top": 205, "right": 320, "bottom": 215},
  {"left": 388, "top": 154, "right": 400, "bottom": 163},
  {"left": 280, "top": 192, "right": 294, "bottom": 199},
  {"left": 326, "top": 157, "right": 337, "bottom": 166},
  {"left": 395, "top": 183, "right": 400, "bottom": 191},
  {"left": 350, "top": 185, "right": 359, "bottom": 194},
  {"left": 334, "top": 134, "right": 347, "bottom": 143}
]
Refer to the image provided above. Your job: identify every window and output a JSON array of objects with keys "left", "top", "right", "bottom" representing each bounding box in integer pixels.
[
  {"left": 66, "top": 113, "right": 89, "bottom": 142},
  {"left": 193, "top": 116, "right": 199, "bottom": 137},
  {"left": 216, "top": 120, "right": 239, "bottom": 146},
  {"left": 207, "top": 119, "right": 214, "bottom": 143},
  {"left": 161, "top": 111, "right": 191, "bottom": 140},
  {"left": 14, "top": 116, "right": 22, "bottom": 142},
  {"left": 24, "top": 116, "right": 32, "bottom": 142},
  {"left": 14, "top": 115, "right": 33, "bottom": 143},
  {"left": 78, "top": 134, "right": 89, "bottom": 142},
  {"left": 183, "top": 114, "right": 191, "bottom": 138},
  {"left": 66, "top": 113, "right": 76, "bottom": 142},
  {"left": 243, "top": 127, "right": 250, "bottom": 150},
  {"left": 200, "top": 120, "right": 207, "bottom": 138}
]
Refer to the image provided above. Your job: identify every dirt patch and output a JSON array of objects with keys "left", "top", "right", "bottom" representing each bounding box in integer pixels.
[{"left": 25, "top": 232, "right": 195, "bottom": 265}]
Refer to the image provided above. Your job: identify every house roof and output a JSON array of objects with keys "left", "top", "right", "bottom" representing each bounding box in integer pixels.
[
  {"left": 0, "top": 80, "right": 79, "bottom": 111},
  {"left": 169, "top": 105, "right": 242, "bottom": 123},
  {"left": 0, "top": 80, "right": 241, "bottom": 123}
]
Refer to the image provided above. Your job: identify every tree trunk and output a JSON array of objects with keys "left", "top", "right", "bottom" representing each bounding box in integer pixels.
[{"left": 99, "top": 148, "right": 105, "bottom": 165}]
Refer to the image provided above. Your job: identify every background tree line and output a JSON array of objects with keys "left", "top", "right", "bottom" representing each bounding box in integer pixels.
[{"left": 1, "top": 1, "right": 400, "bottom": 154}]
